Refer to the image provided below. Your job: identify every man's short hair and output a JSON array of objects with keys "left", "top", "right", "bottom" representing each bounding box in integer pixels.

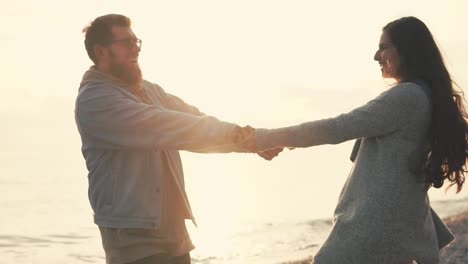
[{"left": 82, "top": 14, "right": 131, "bottom": 64}]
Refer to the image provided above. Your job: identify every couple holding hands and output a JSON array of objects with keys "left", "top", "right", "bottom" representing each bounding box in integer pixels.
[{"left": 76, "top": 14, "right": 467, "bottom": 264}]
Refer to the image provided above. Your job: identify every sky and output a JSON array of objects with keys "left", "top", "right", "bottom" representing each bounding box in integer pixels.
[{"left": 1, "top": 0, "right": 468, "bottom": 229}]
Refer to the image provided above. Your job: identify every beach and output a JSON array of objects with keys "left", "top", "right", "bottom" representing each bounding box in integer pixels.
[
  {"left": 439, "top": 210, "right": 468, "bottom": 264},
  {"left": 284, "top": 210, "right": 468, "bottom": 264},
  {"left": 1, "top": 192, "right": 467, "bottom": 264}
]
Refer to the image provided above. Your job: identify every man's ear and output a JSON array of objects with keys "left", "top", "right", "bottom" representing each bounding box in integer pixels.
[{"left": 94, "top": 44, "right": 108, "bottom": 63}]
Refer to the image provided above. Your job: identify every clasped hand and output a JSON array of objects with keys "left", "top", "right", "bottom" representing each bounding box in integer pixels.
[{"left": 233, "top": 125, "right": 285, "bottom": 161}]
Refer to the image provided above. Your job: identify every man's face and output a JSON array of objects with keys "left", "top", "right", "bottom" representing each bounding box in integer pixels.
[{"left": 105, "top": 26, "right": 142, "bottom": 86}]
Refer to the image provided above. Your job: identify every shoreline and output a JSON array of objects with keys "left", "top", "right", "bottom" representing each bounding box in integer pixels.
[{"left": 283, "top": 209, "right": 468, "bottom": 264}]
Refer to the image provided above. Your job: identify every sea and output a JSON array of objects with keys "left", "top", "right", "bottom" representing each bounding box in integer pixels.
[{"left": 1, "top": 164, "right": 467, "bottom": 264}]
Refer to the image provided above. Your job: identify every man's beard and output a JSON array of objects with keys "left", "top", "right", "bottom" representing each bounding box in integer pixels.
[{"left": 109, "top": 53, "right": 143, "bottom": 87}]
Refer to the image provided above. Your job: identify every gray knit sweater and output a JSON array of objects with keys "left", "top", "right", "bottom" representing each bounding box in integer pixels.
[{"left": 256, "top": 82, "right": 454, "bottom": 264}]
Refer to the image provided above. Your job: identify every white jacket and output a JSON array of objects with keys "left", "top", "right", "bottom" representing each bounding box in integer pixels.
[{"left": 75, "top": 67, "right": 244, "bottom": 229}]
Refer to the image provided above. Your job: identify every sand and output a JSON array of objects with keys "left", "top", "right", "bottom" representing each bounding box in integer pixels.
[
  {"left": 439, "top": 210, "right": 468, "bottom": 264},
  {"left": 283, "top": 210, "right": 468, "bottom": 264}
]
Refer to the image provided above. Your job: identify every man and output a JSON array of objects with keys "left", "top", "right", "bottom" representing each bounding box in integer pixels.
[{"left": 75, "top": 14, "right": 281, "bottom": 264}]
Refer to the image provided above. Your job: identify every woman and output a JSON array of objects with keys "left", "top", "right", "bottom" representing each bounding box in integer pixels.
[{"left": 246, "top": 17, "right": 468, "bottom": 263}]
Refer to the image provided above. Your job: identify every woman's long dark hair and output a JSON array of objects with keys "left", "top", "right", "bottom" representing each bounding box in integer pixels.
[{"left": 384, "top": 17, "right": 468, "bottom": 193}]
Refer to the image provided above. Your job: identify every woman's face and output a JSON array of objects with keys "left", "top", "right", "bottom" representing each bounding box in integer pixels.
[{"left": 374, "top": 31, "right": 401, "bottom": 81}]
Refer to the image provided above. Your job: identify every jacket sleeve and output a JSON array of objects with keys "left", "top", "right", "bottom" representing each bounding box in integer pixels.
[
  {"left": 152, "top": 83, "right": 251, "bottom": 153},
  {"left": 188, "top": 143, "right": 251, "bottom": 153},
  {"left": 76, "top": 83, "right": 239, "bottom": 150},
  {"left": 255, "top": 83, "right": 428, "bottom": 151},
  {"left": 151, "top": 83, "right": 205, "bottom": 116},
  {"left": 162, "top": 92, "right": 250, "bottom": 153}
]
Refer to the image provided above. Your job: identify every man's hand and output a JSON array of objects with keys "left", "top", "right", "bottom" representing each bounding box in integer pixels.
[
  {"left": 257, "top": 147, "right": 284, "bottom": 161},
  {"left": 233, "top": 125, "right": 257, "bottom": 152}
]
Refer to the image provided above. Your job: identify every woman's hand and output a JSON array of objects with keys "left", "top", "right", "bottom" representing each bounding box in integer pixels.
[{"left": 257, "top": 147, "right": 284, "bottom": 161}]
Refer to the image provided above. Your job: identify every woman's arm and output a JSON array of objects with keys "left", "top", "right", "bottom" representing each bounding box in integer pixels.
[{"left": 254, "top": 82, "right": 429, "bottom": 151}]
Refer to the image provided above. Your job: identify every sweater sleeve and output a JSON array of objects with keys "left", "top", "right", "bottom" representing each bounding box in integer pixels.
[
  {"left": 76, "top": 83, "right": 239, "bottom": 151},
  {"left": 255, "top": 83, "right": 427, "bottom": 151}
]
